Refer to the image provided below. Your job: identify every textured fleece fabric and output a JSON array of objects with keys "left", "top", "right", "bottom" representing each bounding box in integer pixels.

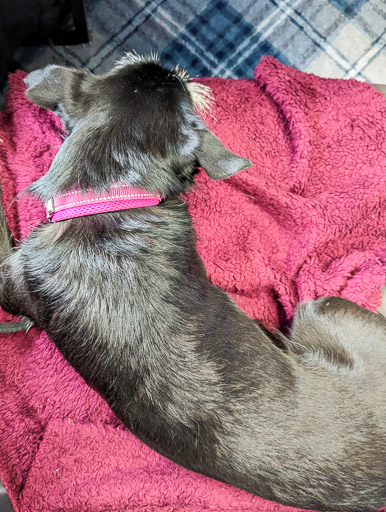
[{"left": 0, "top": 57, "right": 386, "bottom": 512}]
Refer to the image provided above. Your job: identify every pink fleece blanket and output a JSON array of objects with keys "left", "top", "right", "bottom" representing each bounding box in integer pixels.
[{"left": 1, "top": 57, "right": 386, "bottom": 512}]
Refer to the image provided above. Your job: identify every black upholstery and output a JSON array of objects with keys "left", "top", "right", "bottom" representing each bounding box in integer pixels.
[{"left": 0, "top": 481, "right": 14, "bottom": 512}]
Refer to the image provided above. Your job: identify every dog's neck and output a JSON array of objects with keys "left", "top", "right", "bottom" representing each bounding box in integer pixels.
[{"left": 27, "top": 121, "right": 197, "bottom": 203}]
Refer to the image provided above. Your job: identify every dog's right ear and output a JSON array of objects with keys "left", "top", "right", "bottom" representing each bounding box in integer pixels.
[
  {"left": 195, "top": 127, "right": 253, "bottom": 180},
  {"left": 24, "top": 65, "right": 81, "bottom": 111}
]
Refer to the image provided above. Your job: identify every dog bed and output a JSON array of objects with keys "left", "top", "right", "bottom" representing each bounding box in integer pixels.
[{"left": 0, "top": 57, "right": 386, "bottom": 512}]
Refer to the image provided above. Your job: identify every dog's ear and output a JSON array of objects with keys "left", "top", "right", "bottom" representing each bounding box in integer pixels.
[
  {"left": 24, "top": 65, "right": 81, "bottom": 110},
  {"left": 195, "top": 128, "right": 252, "bottom": 180}
]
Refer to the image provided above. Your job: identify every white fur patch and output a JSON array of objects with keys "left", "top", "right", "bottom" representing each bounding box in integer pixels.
[
  {"left": 172, "top": 65, "right": 190, "bottom": 82},
  {"left": 186, "top": 82, "right": 214, "bottom": 114},
  {"left": 169, "top": 63, "right": 214, "bottom": 113},
  {"left": 114, "top": 50, "right": 161, "bottom": 69}
]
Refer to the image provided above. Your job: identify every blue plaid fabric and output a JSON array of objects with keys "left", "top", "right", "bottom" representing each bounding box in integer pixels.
[
  {"left": 161, "top": 0, "right": 290, "bottom": 77},
  {"left": 10, "top": 0, "right": 386, "bottom": 82}
]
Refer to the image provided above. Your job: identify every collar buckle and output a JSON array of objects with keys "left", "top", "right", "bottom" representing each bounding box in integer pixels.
[{"left": 46, "top": 197, "right": 55, "bottom": 221}]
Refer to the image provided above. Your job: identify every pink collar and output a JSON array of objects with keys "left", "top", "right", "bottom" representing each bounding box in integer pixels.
[{"left": 46, "top": 185, "right": 163, "bottom": 223}]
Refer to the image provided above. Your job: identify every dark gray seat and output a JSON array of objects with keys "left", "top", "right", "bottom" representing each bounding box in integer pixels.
[{"left": 0, "top": 481, "right": 14, "bottom": 512}]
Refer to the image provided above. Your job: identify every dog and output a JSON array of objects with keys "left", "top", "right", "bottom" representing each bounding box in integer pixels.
[{"left": 0, "top": 53, "right": 385, "bottom": 511}]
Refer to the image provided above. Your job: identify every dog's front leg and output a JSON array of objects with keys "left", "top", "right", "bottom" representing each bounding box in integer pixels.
[
  {"left": 0, "top": 249, "right": 35, "bottom": 328},
  {"left": 0, "top": 185, "right": 13, "bottom": 263},
  {"left": 0, "top": 186, "right": 35, "bottom": 330}
]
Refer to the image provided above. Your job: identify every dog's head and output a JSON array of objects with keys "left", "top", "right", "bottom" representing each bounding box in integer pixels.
[{"left": 24, "top": 53, "right": 252, "bottom": 200}]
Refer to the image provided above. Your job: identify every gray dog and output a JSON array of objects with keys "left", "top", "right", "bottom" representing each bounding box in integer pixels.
[{"left": 0, "top": 53, "right": 385, "bottom": 511}]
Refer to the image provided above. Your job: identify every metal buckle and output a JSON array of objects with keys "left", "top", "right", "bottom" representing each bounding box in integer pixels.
[{"left": 46, "top": 197, "right": 55, "bottom": 221}]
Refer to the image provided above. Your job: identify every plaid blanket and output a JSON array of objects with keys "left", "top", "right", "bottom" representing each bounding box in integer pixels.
[{"left": 9, "top": 0, "right": 386, "bottom": 82}]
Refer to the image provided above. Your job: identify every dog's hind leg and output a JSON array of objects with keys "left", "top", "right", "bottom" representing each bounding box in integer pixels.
[
  {"left": 285, "top": 297, "right": 386, "bottom": 374},
  {"left": 284, "top": 298, "right": 355, "bottom": 372},
  {"left": 287, "top": 296, "right": 386, "bottom": 427}
]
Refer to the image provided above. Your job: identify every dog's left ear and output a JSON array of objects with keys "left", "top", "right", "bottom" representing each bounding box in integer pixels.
[
  {"left": 24, "top": 65, "right": 85, "bottom": 111},
  {"left": 196, "top": 128, "right": 253, "bottom": 180}
]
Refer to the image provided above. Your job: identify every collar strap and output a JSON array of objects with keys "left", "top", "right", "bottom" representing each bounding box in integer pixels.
[{"left": 46, "top": 185, "right": 163, "bottom": 223}]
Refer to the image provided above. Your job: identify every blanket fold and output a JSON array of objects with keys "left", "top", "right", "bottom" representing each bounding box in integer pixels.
[{"left": 1, "top": 57, "right": 385, "bottom": 512}]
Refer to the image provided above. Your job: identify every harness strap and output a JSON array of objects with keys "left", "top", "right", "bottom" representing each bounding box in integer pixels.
[{"left": 0, "top": 318, "right": 34, "bottom": 333}]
